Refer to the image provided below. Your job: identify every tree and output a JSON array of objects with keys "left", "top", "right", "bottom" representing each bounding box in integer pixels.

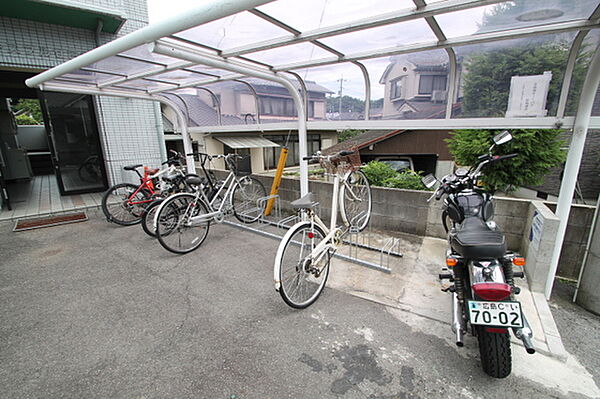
[
  {"left": 446, "top": 129, "right": 567, "bottom": 193},
  {"left": 462, "top": 43, "right": 589, "bottom": 117},
  {"left": 337, "top": 129, "right": 363, "bottom": 142},
  {"left": 326, "top": 96, "right": 384, "bottom": 114},
  {"left": 461, "top": 1, "right": 590, "bottom": 117},
  {"left": 11, "top": 99, "right": 44, "bottom": 125}
]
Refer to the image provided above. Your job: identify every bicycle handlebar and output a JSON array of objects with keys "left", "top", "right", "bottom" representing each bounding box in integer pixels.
[{"left": 303, "top": 150, "right": 356, "bottom": 162}]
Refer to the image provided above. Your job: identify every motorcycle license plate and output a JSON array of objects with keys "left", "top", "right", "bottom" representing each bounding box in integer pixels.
[{"left": 467, "top": 300, "right": 523, "bottom": 328}]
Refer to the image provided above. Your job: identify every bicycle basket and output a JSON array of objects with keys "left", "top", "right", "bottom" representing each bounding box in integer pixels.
[
  {"left": 227, "top": 155, "right": 252, "bottom": 177},
  {"left": 320, "top": 151, "right": 361, "bottom": 174}
]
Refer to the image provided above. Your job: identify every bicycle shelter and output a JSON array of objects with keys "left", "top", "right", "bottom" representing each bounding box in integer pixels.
[{"left": 25, "top": 0, "right": 600, "bottom": 298}]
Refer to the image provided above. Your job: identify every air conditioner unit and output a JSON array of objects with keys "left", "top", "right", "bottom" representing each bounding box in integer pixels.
[{"left": 431, "top": 90, "right": 447, "bottom": 103}]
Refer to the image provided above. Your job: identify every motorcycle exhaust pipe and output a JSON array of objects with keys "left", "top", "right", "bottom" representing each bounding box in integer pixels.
[
  {"left": 452, "top": 292, "right": 465, "bottom": 347},
  {"left": 513, "top": 314, "right": 535, "bottom": 354}
]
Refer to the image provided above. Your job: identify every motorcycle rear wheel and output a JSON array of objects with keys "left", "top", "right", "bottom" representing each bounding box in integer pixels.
[{"left": 475, "top": 326, "right": 512, "bottom": 378}]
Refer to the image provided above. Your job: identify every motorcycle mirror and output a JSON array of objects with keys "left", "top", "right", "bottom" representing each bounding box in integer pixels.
[
  {"left": 493, "top": 130, "right": 512, "bottom": 146},
  {"left": 421, "top": 174, "right": 438, "bottom": 189}
]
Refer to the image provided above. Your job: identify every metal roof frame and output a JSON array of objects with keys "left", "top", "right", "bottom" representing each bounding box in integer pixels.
[{"left": 25, "top": 0, "right": 600, "bottom": 298}]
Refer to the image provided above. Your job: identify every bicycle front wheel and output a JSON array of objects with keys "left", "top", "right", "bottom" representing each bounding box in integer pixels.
[
  {"left": 276, "top": 222, "right": 331, "bottom": 309},
  {"left": 155, "top": 193, "right": 211, "bottom": 254},
  {"left": 339, "top": 170, "right": 372, "bottom": 232},
  {"left": 101, "top": 183, "right": 150, "bottom": 226},
  {"left": 232, "top": 176, "right": 266, "bottom": 223},
  {"left": 141, "top": 199, "right": 163, "bottom": 237}
]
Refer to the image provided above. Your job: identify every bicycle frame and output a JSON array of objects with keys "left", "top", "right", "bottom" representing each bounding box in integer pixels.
[{"left": 188, "top": 170, "right": 242, "bottom": 224}]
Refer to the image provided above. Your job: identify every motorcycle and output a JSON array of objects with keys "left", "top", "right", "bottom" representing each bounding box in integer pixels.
[{"left": 422, "top": 131, "right": 535, "bottom": 378}]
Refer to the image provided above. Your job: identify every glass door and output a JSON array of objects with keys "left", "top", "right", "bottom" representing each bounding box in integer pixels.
[{"left": 39, "top": 92, "right": 108, "bottom": 195}]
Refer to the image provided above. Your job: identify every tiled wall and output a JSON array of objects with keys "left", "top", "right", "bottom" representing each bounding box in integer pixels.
[{"left": 0, "top": 0, "right": 163, "bottom": 186}]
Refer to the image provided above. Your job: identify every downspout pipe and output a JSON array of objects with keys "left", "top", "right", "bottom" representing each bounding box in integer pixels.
[
  {"left": 545, "top": 44, "right": 600, "bottom": 299},
  {"left": 152, "top": 40, "right": 309, "bottom": 195}
]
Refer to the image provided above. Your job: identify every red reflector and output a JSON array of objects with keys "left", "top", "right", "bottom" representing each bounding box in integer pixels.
[
  {"left": 307, "top": 232, "right": 315, "bottom": 239},
  {"left": 472, "top": 282, "right": 512, "bottom": 301},
  {"left": 486, "top": 327, "right": 508, "bottom": 334}
]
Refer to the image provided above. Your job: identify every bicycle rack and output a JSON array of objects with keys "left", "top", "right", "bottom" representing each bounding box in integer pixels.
[{"left": 225, "top": 193, "right": 401, "bottom": 275}]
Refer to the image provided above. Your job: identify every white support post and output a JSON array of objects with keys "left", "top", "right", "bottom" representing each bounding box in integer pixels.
[
  {"left": 545, "top": 45, "right": 600, "bottom": 299},
  {"left": 152, "top": 40, "right": 309, "bottom": 195}
]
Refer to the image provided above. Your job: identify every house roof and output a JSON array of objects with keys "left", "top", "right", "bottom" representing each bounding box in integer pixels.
[
  {"left": 322, "top": 129, "right": 405, "bottom": 155},
  {"left": 170, "top": 94, "right": 244, "bottom": 127}
]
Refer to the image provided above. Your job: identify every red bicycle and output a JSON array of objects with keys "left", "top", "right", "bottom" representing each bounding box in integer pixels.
[{"left": 101, "top": 151, "right": 185, "bottom": 226}]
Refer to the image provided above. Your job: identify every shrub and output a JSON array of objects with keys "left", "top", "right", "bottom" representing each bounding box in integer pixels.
[
  {"left": 362, "top": 161, "right": 429, "bottom": 190},
  {"left": 361, "top": 161, "right": 397, "bottom": 186},
  {"left": 383, "top": 170, "right": 428, "bottom": 190},
  {"left": 446, "top": 129, "right": 566, "bottom": 193}
]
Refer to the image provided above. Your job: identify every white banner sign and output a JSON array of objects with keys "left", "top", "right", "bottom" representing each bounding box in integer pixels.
[{"left": 506, "top": 71, "right": 552, "bottom": 118}]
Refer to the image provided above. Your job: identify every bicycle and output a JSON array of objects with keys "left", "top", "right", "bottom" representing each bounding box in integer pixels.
[
  {"left": 101, "top": 150, "right": 188, "bottom": 226},
  {"left": 273, "top": 150, "right": 372, "bottom": 308},
  {"left": 153, "top": 153, "right": 267, "bottom": 254}
]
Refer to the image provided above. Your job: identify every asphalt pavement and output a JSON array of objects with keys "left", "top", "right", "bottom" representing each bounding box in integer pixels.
[{"left": 0, "top": 210, "right": 598, "bottom": 398}]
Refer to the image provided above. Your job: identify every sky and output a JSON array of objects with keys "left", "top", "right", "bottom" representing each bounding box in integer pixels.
[{"left": 145, "top": 0, "right": 590, "bottom": 99}]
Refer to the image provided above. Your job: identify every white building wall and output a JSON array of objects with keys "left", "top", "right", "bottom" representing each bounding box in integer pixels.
[{"left": 0, "top": 0, "right": 163, "bottom": 186}]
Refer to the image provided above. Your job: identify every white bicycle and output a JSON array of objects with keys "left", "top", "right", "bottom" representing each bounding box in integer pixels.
[
  {"left": 153, "top": 153, "right": 266, "bottom": 254},
  {"left": 273, "top": 150, "right": 372, "bottom": 308}
]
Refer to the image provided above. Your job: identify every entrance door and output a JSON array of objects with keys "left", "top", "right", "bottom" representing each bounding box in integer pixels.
[{"left": 39, "top": 92, "right": 108, "bottom": 195}]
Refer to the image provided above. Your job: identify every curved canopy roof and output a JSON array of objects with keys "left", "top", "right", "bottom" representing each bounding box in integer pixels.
[{"left": 26, "top": 0, "right": 600, "bottom": 132}]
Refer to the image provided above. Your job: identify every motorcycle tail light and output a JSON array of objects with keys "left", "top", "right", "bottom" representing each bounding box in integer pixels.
[
  {"left": 446, "top": 257, "right": 458, "bottom": 267},
  {"left": 512, "top": 257, "right": 526, "bottom": 267},
  {"left": 472, "top": 282, "right": 512, "bottom": 301}
]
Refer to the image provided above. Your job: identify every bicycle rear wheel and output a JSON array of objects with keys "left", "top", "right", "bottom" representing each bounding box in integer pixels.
[
  {"left": 156, "top": 193, "right": 211, "bottom": 254},
  {"left": 101, "top": 183, "right": 150, "bottom": 226},
  {"left": 339, "top": 170, "right": 372, "bottom": 232},
  {"left": 275, "top": 222, "right": 331, "bottom": 309},
  {"left": 232, "top": 176, "right": 266, "bottom": 223}
]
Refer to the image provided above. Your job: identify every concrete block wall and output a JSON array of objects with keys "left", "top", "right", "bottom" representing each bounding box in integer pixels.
[
  {"left": 545, "top": 202, "right": 597, "bottom": 280},
  {"left": 0, "top": 0, "right": 163, "bottom": 187},
  {"left": 250, "top": 174, "right": 595, "bottom": 286}
]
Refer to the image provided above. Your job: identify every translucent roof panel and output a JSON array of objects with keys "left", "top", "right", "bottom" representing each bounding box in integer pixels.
[
  {"left": 256, "top": 0, "right": 415, "bottom": 32},
  {"left": 319, "top": 19, "right": 437, "bottom": 54},
  {"left": 363, "top": 50, "right": 450, "bottom": 121},
  {"left": 436, "top": 0, "right": 600, "bottom": 39},
  {"left": 566, "top": 30, "right": 600, "bottom": 117},
  {"left": 292, "top": 63, "right": 362, "bottom": 121},
  {"left": 244, "top": 42, "right": 335, "bottom": 67},
  {"left": 172, "top": 11, "right": 291, "bottom": 52},
  {"left": 453, "top": 33, "right": 576, "bottom": 119}
]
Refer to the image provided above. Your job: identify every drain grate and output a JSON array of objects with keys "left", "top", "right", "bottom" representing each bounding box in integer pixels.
[{"left": 13, "top": 212, "right": 88, "bottom": 232}]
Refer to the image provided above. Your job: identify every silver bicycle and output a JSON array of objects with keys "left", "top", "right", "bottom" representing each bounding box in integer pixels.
[
  {"left": 273, "top": 150, "right": 372, "bottom": 308},
  {"left": 153, "top": 153, "right": 266, "bottom": 254}
]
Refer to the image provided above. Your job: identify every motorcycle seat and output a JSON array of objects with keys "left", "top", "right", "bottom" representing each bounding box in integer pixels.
[{"left": 451, "top": 217, "right": 506, "bottom": 259}]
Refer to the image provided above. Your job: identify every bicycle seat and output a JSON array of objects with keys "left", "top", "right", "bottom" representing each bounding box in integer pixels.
[
  {"left": 185, "top": 175, "right": 206, "bottom": 186},
  {"left": 123, "top": 164, "right": 143, "bottom": 171},
  {"left": 291, "top": 192, "right": 318, "bottom": 209}
]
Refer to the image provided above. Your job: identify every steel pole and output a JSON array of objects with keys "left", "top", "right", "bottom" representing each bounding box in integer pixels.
[{"left": 545, "top": 45, "right": 600, "bottom": 299}]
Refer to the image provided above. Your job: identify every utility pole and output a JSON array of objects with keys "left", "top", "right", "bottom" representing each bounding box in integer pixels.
[{"left": 337, "top": 75, "right": 347, "bottom": 120}]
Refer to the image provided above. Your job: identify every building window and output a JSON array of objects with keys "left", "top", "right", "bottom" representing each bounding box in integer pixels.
[
  {"left": 259, "top": 96, "right": 297, "bottom": 117},
  {"left": 418, "top": 75, "right": 447, "bottom": 95},
  {"left": 390, "top": 78, "right": 402, "bottom": 100},
  {"left": 263, "top": 134, "right": 321, "bottom": 169}
]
